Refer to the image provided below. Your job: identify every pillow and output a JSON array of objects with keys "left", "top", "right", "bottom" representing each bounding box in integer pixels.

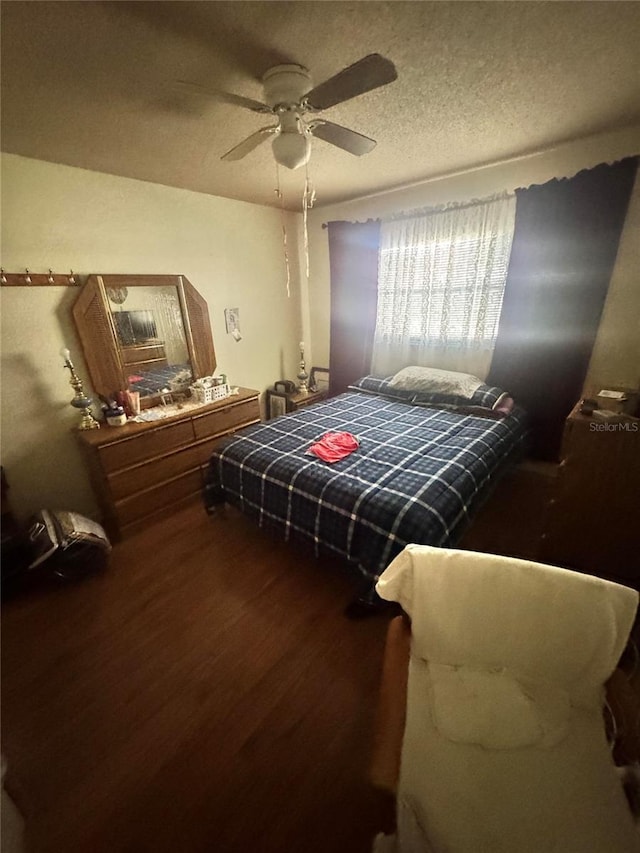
[
  {"left": 351, "top": 376, "right": 515, "bottom": 416},
  {"left": 388, "top": 366, "right": 483, "bottom": 400},
  {"left": 411, "top": 400, "right": 507, "bottom": 420},
  {"left": 348, "top": 375, "right": 417, "bottom": 401},
  {"left": 412, "top": 390, "right": 475, "bottom": 408},
  {"left": 470, "top": 385, "right": 508, "bottom": 410},
  {"left": 413, "top": 385, "right": 514, "bottom": 418}
]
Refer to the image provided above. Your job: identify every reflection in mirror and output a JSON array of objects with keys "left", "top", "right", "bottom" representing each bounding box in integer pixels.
[{"left": 107, "top": 285, "right": 193, "bottom": 398}]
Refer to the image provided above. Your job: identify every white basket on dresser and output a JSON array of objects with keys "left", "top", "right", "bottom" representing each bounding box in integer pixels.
[{"left": 190, "top": 379, "right": 230, "bottom": 405}]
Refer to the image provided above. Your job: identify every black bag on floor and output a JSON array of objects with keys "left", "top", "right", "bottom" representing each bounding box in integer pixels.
[{"left": 26, "top": 509, "right": 111, "bottom": 581}]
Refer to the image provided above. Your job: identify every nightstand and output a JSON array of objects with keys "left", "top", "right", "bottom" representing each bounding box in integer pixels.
[
  {"left": 266, "top": 387, "right": 327, "bottom": 419},
  {"left": 287, "top": 389, "right": 327, "bottom": 411},
  {"left": 540, "top": 398, "right": 640, "bottom": 586}
]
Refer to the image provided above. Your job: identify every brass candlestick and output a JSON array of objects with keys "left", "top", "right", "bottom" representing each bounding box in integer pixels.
[
  {"left": 60, "top": 347, "right": 100, "bottom": 430},
  {"left": 297, "top": 341, "right": 308, "bottom": 393}
]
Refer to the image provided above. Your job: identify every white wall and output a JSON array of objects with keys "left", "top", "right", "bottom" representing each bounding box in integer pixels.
[
  {"left": 0, "top": 154, "right": 303, "bottom": 520},
  {"left": 305, "top": 126, "right": 640, "bottom": 390}
]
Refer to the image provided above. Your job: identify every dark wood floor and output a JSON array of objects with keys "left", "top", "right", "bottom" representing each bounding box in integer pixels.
[
  {"left": 2, "top": 504, "right": 394, "bottom": 853},
  {"left": 2, "top": 460, "right": 593, "bottom": 852},
  {"left": 5, "top": 462, "right": 637, "bottom": 850}
]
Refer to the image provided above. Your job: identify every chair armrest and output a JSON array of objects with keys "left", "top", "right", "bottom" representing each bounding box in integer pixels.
[{"left": 370, "top": 614, "right": 411, "bottom": 794}]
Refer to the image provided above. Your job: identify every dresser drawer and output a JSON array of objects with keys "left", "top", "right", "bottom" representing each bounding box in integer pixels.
[
  {"left": 108, "top": 443, "right": 202, "bottom": 500},
  {"left": 192, "top": 397, "right": 259, "bottom": 440},
  {"left": 99, "top": 420, "right": 195, "bottom": 472},
  {"left": 115, "top": 468, "right": 202, "bottom": 526}
]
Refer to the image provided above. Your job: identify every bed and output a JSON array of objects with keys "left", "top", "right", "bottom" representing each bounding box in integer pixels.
[{"left": 203, "top": 376, "right": 528, "bottom": 597}]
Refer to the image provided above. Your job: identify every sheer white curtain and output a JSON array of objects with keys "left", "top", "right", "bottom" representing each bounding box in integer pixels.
[{"left": 371, "top": 194, "right": 516, "bottom": 378}]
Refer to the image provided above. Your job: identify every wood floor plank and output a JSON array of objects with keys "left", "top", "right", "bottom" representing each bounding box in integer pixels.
[{"left": 2, "top": 503, "right": 391, "bottom": 853}]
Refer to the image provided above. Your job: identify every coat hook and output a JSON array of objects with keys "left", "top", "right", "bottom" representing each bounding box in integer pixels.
[
  {"left": 68, "top": 269, "right": 76, "bottom": 285},
  {"left": 0, "top": 268, "right": 6, "bottom": 284},
  {"left": 48, "top": 269, "right": 55, "bottom": 284},
  {"left": 25, "top": 268, "right": 32, "bottom": 284}
]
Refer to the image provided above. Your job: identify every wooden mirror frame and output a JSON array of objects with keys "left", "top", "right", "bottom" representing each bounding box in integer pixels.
[{"left": 73, "top": 274, "right": 216, "bottom": 408}]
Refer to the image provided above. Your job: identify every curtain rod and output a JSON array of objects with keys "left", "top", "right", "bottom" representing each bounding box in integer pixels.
[
  {"left": 385, "top": 192, "right": 514, "bottom": 223},
  {"left": 320, "top": 193, "right": 513, "bottom": 228},
  {"left": 319, "top": 151, "right": 536, "bottom": 227},
  {"left": 320, "top": 126, "right": 640, "bottom": 227},
  {"left": 321, "top": 218, "right": 379, "bottom": 230}
]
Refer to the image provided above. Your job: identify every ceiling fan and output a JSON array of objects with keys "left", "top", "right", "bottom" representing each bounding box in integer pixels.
[{"left": 177, "top": 53, "right": 397, "bottom": 170}]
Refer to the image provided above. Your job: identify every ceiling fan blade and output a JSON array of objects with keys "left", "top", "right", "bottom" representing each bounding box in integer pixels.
[
  {"left": 176, "top": 80, "right": 273, "bottom": 114},
  {"left": 221, "top": 126, "right": 278, "bottom": 161},
  {"left": 304, "top": 54, "right": 397, "bottom": 111},
  {"left": 309, "top": 120, "right": 376, "bottom": 156}
]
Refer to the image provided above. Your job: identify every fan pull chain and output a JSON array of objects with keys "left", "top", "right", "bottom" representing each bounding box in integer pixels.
[
  {"left": 302, "top": 156, "right": 316, "bottom": 284},
  {"left": 274, "top": 162, "right": 291, "bottom": 298}
]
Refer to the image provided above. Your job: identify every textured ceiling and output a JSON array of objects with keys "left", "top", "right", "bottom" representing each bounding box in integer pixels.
[{"left": 2, "top": 1, "right": 640, "bottom": 209}]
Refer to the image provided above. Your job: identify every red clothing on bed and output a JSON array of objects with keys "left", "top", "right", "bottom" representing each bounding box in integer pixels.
[{"left": 307, "top": 431, "right": 360, "bottom": 463}]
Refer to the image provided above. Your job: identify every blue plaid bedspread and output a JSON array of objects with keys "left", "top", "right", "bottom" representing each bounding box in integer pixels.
[{"left": 203, "top": 391, "right": 528, "bottom": 583}]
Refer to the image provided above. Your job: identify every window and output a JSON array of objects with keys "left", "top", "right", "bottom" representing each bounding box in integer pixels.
[
  {"left": 377, "top": 231, "right": 513, "bottom": 347},
  {"left": 373, "top": 195, "right": 516, "bottom": 367}
]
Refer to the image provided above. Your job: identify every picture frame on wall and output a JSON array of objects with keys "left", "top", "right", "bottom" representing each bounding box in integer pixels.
[{"left": 224, "top": 307, "right": 240, "bottom": 334}]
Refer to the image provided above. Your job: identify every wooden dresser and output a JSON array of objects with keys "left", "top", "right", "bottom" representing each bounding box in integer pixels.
[
  {"left": 541, "top": 399, "right": 640, "bottom": 586},
  {"left": 78, "top": 388, "right": 260, "bottom": 539}
]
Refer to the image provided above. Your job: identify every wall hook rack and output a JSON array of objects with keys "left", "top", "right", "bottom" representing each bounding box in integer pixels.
[{"left": 0, "top": 269, "right": 83, "bottom": 287}]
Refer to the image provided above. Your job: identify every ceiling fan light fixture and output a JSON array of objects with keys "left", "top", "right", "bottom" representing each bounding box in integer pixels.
[
  {"left": 184, "top": 53, "right": 396, "bottom": 169},
  {"left": 272, "top": 131, "right": 311, "bottom": 170}
]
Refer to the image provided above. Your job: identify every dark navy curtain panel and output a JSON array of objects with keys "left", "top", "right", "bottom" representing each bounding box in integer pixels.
[
  {"left": 327, "top": 220, "right": 381, "bottom": 396},
  {"left": 489, "top": 156, "right": 638, "bottom": 461}
]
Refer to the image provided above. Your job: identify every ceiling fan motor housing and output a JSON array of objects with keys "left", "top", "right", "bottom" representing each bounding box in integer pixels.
[
  {"left": 212, "top": 54, "right": 394, "bottom": 167},
  {"left": 262, "top": 64, "right": 312, "bottom": 109}
]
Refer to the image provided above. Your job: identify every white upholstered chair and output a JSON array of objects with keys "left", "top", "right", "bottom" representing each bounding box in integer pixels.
[{"left": 371, "top": 545, "right": 639, "bottom": 853}]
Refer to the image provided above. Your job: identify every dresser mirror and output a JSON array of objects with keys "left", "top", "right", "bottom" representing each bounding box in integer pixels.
[{"left": 73, "top": 274, "right": 216, "bottom": 409}]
